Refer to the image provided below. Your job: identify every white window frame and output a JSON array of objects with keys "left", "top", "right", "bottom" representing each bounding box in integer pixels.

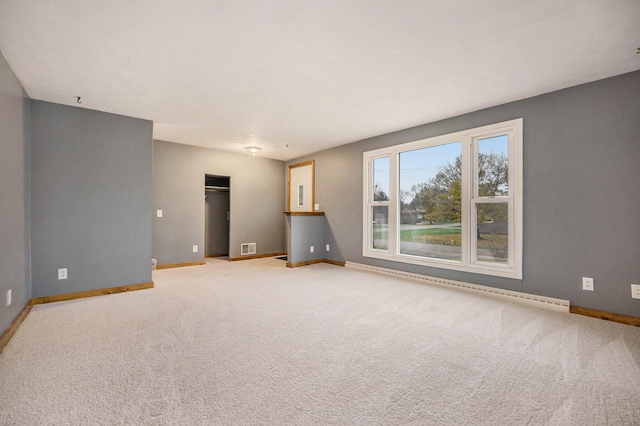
[
  {"left": 362, "top": 118, "right": 523, "bottom": 279},
  {"left": 365, "top": 154, "right": 394, "bottom": 253}
]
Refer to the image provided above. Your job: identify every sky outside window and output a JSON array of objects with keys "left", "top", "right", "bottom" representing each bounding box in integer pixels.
[
  {"left": 373, "top": 157, "right": 390, "bottom": 201},
  {"left": 400, "top": 142, "right": 461, "bottom": 203},
  {"left": 478, "top": 134, "right": 509, "bottom": 197}
]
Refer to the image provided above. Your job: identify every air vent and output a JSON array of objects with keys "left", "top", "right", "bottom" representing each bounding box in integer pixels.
[{"left": 241, "top": 243, "right": 256, "bottom": 256}]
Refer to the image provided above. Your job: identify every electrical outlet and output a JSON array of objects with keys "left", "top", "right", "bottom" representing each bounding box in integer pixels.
[
  {"left": 58, "top": 268, "right": 68, "bottom": 280},
  {"left": 157, "top": 209, "right": 163, "bottom": 218},
  {"left": 326, "top": 244, "right": 330, "bottom": 252},
  {"left": 6, "top": 289, "right": 11, "bottom": 307},
  {"left": 310, "top": 246, "right": 314, "bottom": 253},
  {"left": 582, "top": 277, "right": 594, "bottom": 291},
  {"left": 193, "top": 245, "right": 198, "bottom": 253},
  {"left": 632, "top": 284, "right": 640, "bottom": 299},
  {"left": 314, "top": 204, "right": 320, "bottom": 211}
]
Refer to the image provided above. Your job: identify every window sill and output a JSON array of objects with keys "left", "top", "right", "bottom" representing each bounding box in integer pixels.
[{"left": 363, "top": 250, "right": 522, "bottom": 280}]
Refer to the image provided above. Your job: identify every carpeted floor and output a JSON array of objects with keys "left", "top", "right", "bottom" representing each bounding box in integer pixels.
[{"left": 1, "top": 257, "right": 639, "bottom": 425}]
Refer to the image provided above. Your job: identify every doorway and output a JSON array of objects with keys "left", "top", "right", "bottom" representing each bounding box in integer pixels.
[{"left": 205, "top": 175, "right": 230, "bottom": 258}]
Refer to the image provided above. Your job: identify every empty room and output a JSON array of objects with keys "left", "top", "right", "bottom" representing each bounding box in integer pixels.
[{"left": 1, "top": 1, "right": 639, "bottom": 424}]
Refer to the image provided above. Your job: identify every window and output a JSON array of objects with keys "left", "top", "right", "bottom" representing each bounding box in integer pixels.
[
  {"left": 363, "top": 119, "right": 522, "bottom": 279},
  {"left": 368, "top": 156, "right": 390, "bottom": 250}
]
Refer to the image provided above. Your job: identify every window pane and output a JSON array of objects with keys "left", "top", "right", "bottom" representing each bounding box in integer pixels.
[
  {"left": 476, "top": 203, "right": 508, "bottom": 264},
  {"left": 373, "top": 157, "right": 390, "bottom": 201},
  {"left": 372, "top": 206, "right": 388, "bottom": 250},
  {"left": 399, "top": 142, "right": 462, "bottom": 261},
  {"left": 478, "top": 135, "right": 508, "bottom": 196}
]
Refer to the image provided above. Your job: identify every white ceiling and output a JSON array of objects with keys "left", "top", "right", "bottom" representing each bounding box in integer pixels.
[{"left": 1, "top": 1, "right": 639, "bottom": 161}]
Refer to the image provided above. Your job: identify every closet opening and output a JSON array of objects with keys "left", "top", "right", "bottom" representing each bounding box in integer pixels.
[{"left": 204, "top": 174, "right": 230, "bottom": 258}]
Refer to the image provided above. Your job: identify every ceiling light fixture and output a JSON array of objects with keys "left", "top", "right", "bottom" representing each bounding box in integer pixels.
[{"left": 245, "top": 146, "right": 261, "bottom": 156}]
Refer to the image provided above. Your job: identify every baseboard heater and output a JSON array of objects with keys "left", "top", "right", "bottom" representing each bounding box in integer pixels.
[{"left": 345, "top": 262, "right": 569, "bottom": 313}]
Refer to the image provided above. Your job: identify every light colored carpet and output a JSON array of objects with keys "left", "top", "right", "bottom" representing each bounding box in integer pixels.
[{"left": 1, "top": 257, "right": 639, "bottom": 425}]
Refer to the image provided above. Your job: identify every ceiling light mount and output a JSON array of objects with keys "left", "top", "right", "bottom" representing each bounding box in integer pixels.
[{"left": 245, "top": 146, "right": 261, "bottom": 156}]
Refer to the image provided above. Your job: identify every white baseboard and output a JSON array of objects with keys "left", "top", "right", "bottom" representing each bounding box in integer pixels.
[{"left": 345, "top": 262, "right": 569, "bottom": 313}]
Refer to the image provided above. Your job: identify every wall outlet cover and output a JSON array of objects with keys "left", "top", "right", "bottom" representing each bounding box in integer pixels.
[
  {"left": 632, "top": 284, "right": 640, "bottom": 299},
  {"left": 6, "top": 289, "right": 11, "bottom": 307},
  {"left": 58, "top": 268, "right": 68, "bottom": 280},
  {"left": 157, "top": 209, "right": 163, "bottom": 218},
  {"left": 326, "top": 244, "right": 330, "bottom": 251},
  {"left": 582, "top": 277, "right": 594, "bottom": 291},
  {"left": 310, "top": 246, "right": 314, "bottom": 253},
  {"left": 193, "top": 245, "right": 198, "bottom": 252}
]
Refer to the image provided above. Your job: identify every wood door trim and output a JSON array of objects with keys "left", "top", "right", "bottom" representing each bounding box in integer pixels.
[
  {"left": 287, "top": 160, "right": 315, "bottom": 212},
  {"left": 283, "top": 211, "right": 325, "bottom": 216}
]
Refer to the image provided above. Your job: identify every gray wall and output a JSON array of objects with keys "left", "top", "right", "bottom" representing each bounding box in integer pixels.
[
  {"left": 153, "top": 140, "right": 285, "bottom": 264},
  {"left": 0, "top": 52, "right": 30, "bottom": 335},
  {"left": 286, "top": 215, "right": 326, "bottom": 265},
  {"left": 30, "top": 101, "right": 153, "bottom": 298},
  {"left": 287, "top": 70, "right": 640, "bottom": 317}
]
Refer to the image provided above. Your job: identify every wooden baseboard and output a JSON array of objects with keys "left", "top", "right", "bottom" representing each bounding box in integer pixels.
[
  {"left": 30, "top": 282, "right": 154, "bottom": 305},
  {"left": 205, "top": 254, "right": 228, "bottom": 258},
  {"left": 570, "top": 305, "right": 640, "bottom": 327},
  {"left": 229, "top": 252, "right": 286, "bottom": 262},
  {"left": 286, "top": 259, "right": 324, "bottom": 268},
  {"left": 0, "top": 304, "right": 32, "bottom": 354},
  {"left": 156, "top": 260, "right": 206, "bottom": 269},
  {"left": 286, "top": 259, "right": 346, "bottom": 268},
  {"left": 323, "top": 259, "right": 346, "bottom": 267}
]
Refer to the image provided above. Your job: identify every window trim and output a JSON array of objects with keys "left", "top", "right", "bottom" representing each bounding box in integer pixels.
[
  {"left": 365, "top": 154, "right": 393, "bottom": 253},
  {"left": 362, "top": 118, "right": 523, "bottom": 279}
]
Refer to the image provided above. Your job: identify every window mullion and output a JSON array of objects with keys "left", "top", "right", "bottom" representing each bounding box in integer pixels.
[
  {"left": 469, "top": 135, "right": 477, "bottom": 267},
  {"left": 461, "top": 137, "right": 472, "bottom": 267},
  {"left": 389, "top": 150, "right": 399, "bottom": 255}
]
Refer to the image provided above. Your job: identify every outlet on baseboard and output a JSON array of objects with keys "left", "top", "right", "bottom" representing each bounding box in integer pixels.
[
  {"left": 632, "top": 284, "right": 640, "bottom": 299},
  {"left": 582, "top": 277, "right": 594, "bottom": 291}
]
